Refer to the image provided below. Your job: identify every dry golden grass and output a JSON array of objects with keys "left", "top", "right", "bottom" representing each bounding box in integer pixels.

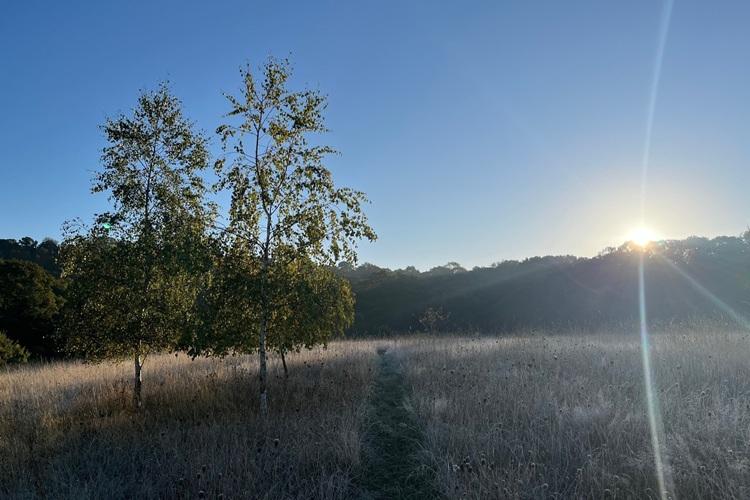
[
  {"left": 4, "top": 330, "right": 750, "bottom": 499},
  {"left": 399, "top": 330, "right": 750, "bottom": 499},
  {"left": 0, "top": 340, "right": 379, "bottom": 499}
]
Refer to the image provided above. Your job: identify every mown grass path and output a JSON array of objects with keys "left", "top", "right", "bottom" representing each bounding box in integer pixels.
[{"left": 359, "top": 348, "right": 440, "bottom": 499}]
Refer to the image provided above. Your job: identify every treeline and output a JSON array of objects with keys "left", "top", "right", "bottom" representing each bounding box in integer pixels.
[
  {"left": 0, "top": 237, "right": 60, "bottom": 275},
  {"left": 6, "top": 232, "right": 750, "bottom": 359},
  {"left": 339, "top": 235, "right": 750, "bottom": 334}
]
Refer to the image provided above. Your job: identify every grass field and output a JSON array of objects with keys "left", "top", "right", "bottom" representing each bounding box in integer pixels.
[
  {"left": 0, "top": 341, "right": 379, "bottom": 499},
  {"left": 3, "top": 330, "right": 750, "bottom": 498},
  {"left": 401, "top": 330, "right": 750, "bottom": 499}
]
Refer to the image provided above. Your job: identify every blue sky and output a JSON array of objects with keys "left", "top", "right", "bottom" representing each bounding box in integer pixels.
[{"left": 2, "top": 1, "right": 749, "bottom": 269}]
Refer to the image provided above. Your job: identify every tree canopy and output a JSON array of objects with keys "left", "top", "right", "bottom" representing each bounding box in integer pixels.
[{"left": 60, "top": 83, "right": 213, "bottom": 407}]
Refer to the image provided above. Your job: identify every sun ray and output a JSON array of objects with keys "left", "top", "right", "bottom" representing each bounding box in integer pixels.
[
  {"left": 638, "top": 255, "right": 674, "bottom": 498},
  {"left": 637, "top": 1, "right": 675, "bottom": 498},
  {"left": 659, "top": 254, "right": 750, "bottom": 331}
]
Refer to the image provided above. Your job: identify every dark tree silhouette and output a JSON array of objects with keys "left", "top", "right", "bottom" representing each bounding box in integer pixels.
[{"left": 0, "top": 259, "right": 63, "bottom": 357}]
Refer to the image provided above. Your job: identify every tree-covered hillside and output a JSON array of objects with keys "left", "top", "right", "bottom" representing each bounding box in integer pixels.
[{"left": 339, "top": 235, "right": 750, "bottom": 334}]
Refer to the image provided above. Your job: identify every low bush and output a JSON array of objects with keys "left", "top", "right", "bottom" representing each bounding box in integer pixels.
[{"left": 0, "top": 331, "right": 29, "bottom": 365}]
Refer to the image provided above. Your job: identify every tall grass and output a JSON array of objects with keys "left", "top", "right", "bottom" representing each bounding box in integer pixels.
[
  {"left": 4, "top": 331, "right": 750, "bottom": 498},
  {"left": 400, "top": 330, "right": 750, "bottom": 498},
  {"left": 0, "top": 340, "right": 379, "bottom": 499}
]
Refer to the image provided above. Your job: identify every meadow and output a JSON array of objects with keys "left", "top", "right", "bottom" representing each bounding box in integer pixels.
[
  {"left": 402, "top": 330, "right": 750, "bottom": 499},
  {"left": 0, "top": 341, "right": 379, "bottom": 499},
  {"left": 2, "top": 329, "right": 750, "bottom": 498}
]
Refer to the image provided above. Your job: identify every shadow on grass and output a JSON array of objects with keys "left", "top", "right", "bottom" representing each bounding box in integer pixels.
[
  {"left": 359, "top": 348, "right": 441, "bottom": 499},
  {"left": 1, "top": 355, "right": 368, "bottom": 499}
]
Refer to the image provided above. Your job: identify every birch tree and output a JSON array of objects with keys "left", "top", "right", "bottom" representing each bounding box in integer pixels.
[
  {"left": 60, "top": 84, "right": 212, "bottom": 409},
  {"left": 213, "top": 58, "right": 376, "bottom": 415}
]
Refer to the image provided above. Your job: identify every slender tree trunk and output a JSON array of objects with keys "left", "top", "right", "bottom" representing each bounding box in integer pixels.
[
  {"left": 281, "top": 349, "right": 288, "bottom": 379},
  {"left": 134, "top": 351, "right": 143, "bottom": 410},
  {"left": 258, "top": 229, "right": 271, "bottom": 418},
  {"left": 258, "top": 310, "right": 269, "bottom": 417},
  {"left": 255, "top": 108, "right": 272, "bottom": 419},
  {"left": 136, "top": 156, "right": 154, "bottom": 412}
]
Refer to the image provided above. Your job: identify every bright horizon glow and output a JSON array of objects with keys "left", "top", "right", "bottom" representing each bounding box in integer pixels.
[{"left": 628, "top": 226, "right": 659, "bottom": 247}]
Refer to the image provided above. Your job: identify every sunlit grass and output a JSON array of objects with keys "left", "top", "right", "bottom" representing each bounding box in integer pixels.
[
  {"left": 400, "top": 329, "right": 750, "bottom": 498},
  {"left": 0, "top": 340, "right": 379, "bottom": 499}
]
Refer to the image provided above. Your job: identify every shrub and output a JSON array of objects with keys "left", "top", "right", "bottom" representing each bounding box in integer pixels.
[{"left": 0, "top": 331, "right": 30, "bottom": 365}]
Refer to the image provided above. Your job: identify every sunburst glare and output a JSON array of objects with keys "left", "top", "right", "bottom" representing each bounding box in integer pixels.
[{"left": 628, "top": 226, "right": 659, "bottom": 248}]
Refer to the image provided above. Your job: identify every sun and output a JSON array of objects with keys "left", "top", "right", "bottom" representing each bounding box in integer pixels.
[{"left": 628, "top": 226, "right": 658, "bottom": 247}]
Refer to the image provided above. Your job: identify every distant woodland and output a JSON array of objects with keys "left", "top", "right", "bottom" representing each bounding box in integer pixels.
[
  {"left": 3, "top": 233, "right": 750, "bottom": 359},
  {"left": 337, "top": 234, "right": 750, "bottom": 334}
]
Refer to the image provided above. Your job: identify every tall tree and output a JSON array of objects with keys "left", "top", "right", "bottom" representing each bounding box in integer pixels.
[
  {"left": 60, "top": 84, "right": 213, "bottom": 409},
  {"left": 214, "top": 58, "right": 376, "bottom": 414}
]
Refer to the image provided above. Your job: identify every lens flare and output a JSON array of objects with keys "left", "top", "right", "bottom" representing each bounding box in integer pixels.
[
  {"left": 640, "top": 0, "right": 675, "bottom": 223},
  {"left": 659, "top": 254, "right": 750, "bottom": 330},
  {"left": 638, "top": 1, "right": 675, "bottom": 498},
  {"left": 638, "top": 255, "right": 674, "bottom": 498}
]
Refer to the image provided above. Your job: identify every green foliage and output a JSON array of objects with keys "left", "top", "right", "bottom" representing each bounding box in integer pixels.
[
  {"left": 268, "top": 259, "right": 354, "bottom": 355},
  {"left": 189, "top": 247, "right": 261, "bottom": 357},
  {"left": 0, "top": 259, "right": 63, "bottom": 357},
  {"left": 202, "top": 57, "right": 375, "bottom": 366},
  {"left": 192, "top": 248, "right": 355, "bottom": 358},
  {"left": 60, "top": 83, "right": 213, "bottom": 362},
  {"left": 0, "top": 330, "right": 30, "bottom": 365},
  {"left": 214, "top": 57, "right": 376, "bottom": 267},
  {"left": 60, "top": 236, "right": 208, "bottom": 360}
]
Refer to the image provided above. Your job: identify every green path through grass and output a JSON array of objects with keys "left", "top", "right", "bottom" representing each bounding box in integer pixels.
[{"left": 359, "top": 347, "right": 440, "bottom": 499}]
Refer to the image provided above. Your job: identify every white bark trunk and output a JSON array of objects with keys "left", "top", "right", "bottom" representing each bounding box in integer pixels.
[
  {"left": 134, "top": 353, "right": 143, "bottom": 410},
  {"left": 258, "top": 315, "right": 269, "bottom": 417}
]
